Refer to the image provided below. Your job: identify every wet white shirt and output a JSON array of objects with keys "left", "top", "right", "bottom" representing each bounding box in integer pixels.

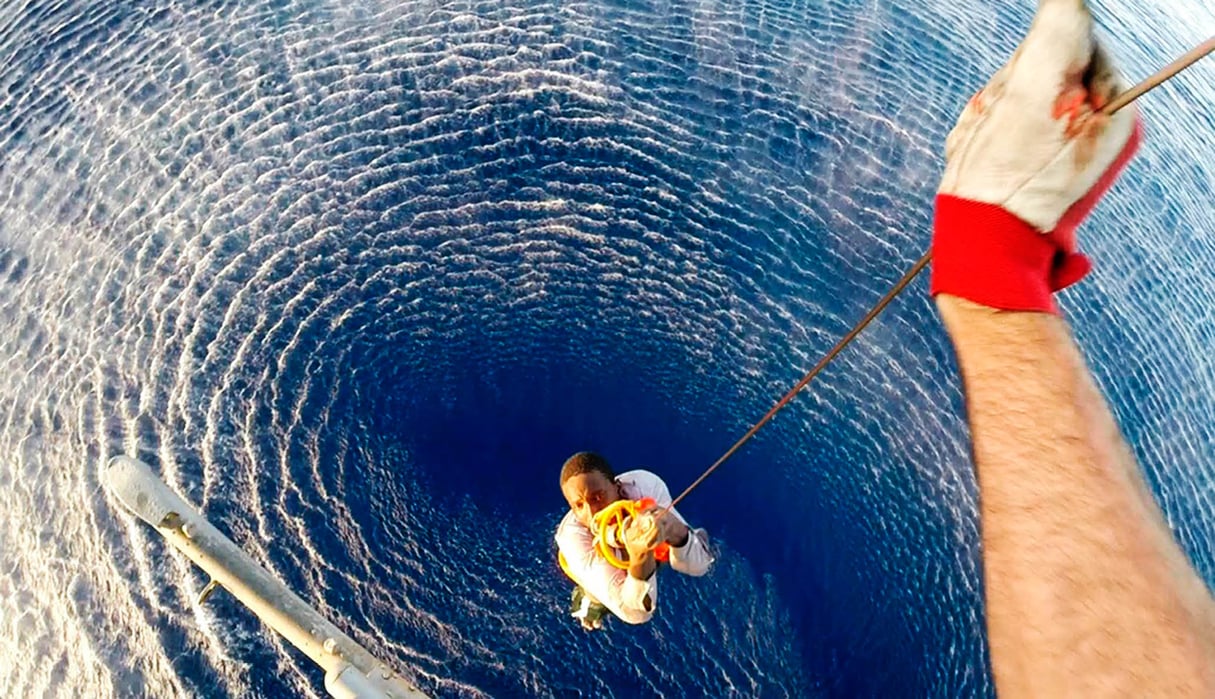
[{"left": 555, "top": 469, "right": 714, "bottom": 624}]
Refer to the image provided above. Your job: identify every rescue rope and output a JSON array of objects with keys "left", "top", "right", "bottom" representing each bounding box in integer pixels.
[
  {"left": 1105, "top": 36, "right": 1214, "bottom": 115},
  {"left": 663, "top": 36, "right": 1214, "bottom": 515},
  {"left": 592, "top": 497, "right": 670, "bottom": 569}
]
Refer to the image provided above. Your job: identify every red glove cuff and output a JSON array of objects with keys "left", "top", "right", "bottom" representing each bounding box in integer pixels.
[
  {"left": 930, "top": 195, "right": 1087, "bottom": 315},
  {"left": 931, "top": 119, "right": 1142, "bottom": 315}
]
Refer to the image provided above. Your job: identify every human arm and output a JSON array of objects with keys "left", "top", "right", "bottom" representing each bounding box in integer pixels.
[
  {"left": 556, "top": 515, "right": 657, "bottom": 624},
  {"left": 666, "top": 525, "right": 713, "bottom": 577},
  {"left": 937, "top": 296, "right": 1215, "bottom": 696},
  {"left": 930, "top": 1, "right": 1215, "bottom": 694},
  {"left": 623, "top": 517, "right": 660, "bottom": 583},
  {"left": 621, "top": 470, "right": 715, "bottom": 577},
  {"left": 656, "top": 506, "right": 713, "bottom": 577}
]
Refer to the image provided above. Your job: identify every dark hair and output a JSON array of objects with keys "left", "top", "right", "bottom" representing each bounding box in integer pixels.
[{"left": 560, "top": 451, "right": 616, "bottom": 486}]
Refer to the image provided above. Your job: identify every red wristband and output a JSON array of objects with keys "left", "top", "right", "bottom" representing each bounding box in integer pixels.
[
  {"left": 931, "top": 119, "right": 1141, "bottom": 315},
  {"left": 930, "top": 195, "right": 1082, "bottom": 315}
]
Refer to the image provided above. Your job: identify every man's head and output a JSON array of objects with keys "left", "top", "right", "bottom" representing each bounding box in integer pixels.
[{"left": 560, "top": 451, "right": 623, "bottom": 529}]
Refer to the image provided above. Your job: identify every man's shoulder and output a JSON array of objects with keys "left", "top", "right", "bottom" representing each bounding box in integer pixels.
[
  {"left": 618, "top": 468, "right": 662, "bottom": 482},
  {"left": 555, "top": 509, "right": 578, "bottom": 535},
  {"left": 616, "top": 469, "right": 669, "bottom": 499},
  {"left": 555, "top": 510, "right": 590, "bottom": 547}
]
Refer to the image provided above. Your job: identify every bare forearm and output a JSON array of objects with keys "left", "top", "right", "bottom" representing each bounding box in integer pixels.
[
  {"left": 937, "top": 294, "right": 1215, "bottom": 697},
  {"left": 629, "top": 551, "right": 656, "bottom": 582}
]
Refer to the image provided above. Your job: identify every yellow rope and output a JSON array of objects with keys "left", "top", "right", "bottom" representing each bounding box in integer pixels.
[{"left": 558, "top": 498, "right": 671, "bottom": 580}]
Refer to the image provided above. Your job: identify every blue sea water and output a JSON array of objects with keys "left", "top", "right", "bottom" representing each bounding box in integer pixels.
[{"left": 0, "top": 0, "right": 1212, "bottom": 697}]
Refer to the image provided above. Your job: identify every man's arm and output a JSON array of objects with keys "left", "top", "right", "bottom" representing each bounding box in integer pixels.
[
  {"left": 666, "top": 525, "right": 713, "bottom": 578},
  {"left": 938, "top": 295, "right": 1215, "bottom": 696},
  {"left": 660, "top": 504, "right": 713, "bottom": 577},
  {"left": 926, "top": 1, "right": 1215, "bottom": 693},
  {"left": 623, "top": 470, "right": 715, "bottom": 576},
  {"left": 556, "top": 518, "right": 657, "bottom": 624}
]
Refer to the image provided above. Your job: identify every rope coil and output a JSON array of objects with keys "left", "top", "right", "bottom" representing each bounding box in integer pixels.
[{"left": 592, "top": 497, "right": 671, "bottom": 569}]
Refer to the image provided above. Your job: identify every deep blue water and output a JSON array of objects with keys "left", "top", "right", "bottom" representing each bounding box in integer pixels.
[{"left": 0, "top": 0, "right": 1211, "bottom": 697}]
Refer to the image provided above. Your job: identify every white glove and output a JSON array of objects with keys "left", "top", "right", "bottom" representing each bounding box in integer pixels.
[
  {"left": 931, "top": 0, "right": 1142, "bottom": 313},
  {"left": 939, "top": 0, "right": 1140, "bottom": 232}
]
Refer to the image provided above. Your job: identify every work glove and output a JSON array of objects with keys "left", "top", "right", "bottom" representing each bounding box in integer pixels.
[{"left": 930, "top": 0, "right": 1142, "bottom": 314}]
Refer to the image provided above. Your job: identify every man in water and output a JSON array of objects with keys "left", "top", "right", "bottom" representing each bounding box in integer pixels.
[
  {"left": 930, "top": 0, "right": 1215, "bottom": 694},
  {"left": 554, "top": 451, "right": 713, "bottom": 629}
]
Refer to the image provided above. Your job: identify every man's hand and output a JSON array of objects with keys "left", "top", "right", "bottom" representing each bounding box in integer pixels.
[
  {"left": 939, "top": 0, "right": 1139, "bottom": 231},
  {"left": 623, "top": 513, "right": 659, "bottom": 581},
  {"left": 931, "top": 0, "right": 1141, "bottom": 313},
  {"left": 637, "top": 505, "right": 691, "bottom": 547},
  {"left": 624, "top": 512, "right": 659, "bottom": 559},
  {"left": 623, "top": 508, "right": 690, "bottom": 559}
]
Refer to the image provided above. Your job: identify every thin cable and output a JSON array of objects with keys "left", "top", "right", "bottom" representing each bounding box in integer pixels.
[
  {"left": 1104, "top": 36, "right": 1213, "bottom": 115},
  {"left": 665, "top": 37, "right": 1214, "bottom": 513},
  {"left": 667, "top": 254, "right": 930, "bottom": 510}
]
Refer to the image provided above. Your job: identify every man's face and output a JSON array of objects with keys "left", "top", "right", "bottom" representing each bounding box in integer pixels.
[{"left": 561, "top": 471, "right": 621, "bottom": 530}]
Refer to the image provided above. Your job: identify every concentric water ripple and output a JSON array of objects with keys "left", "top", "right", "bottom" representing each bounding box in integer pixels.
[{"left": 0, "top": 0, "right": 1212, "bottom": 697}]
